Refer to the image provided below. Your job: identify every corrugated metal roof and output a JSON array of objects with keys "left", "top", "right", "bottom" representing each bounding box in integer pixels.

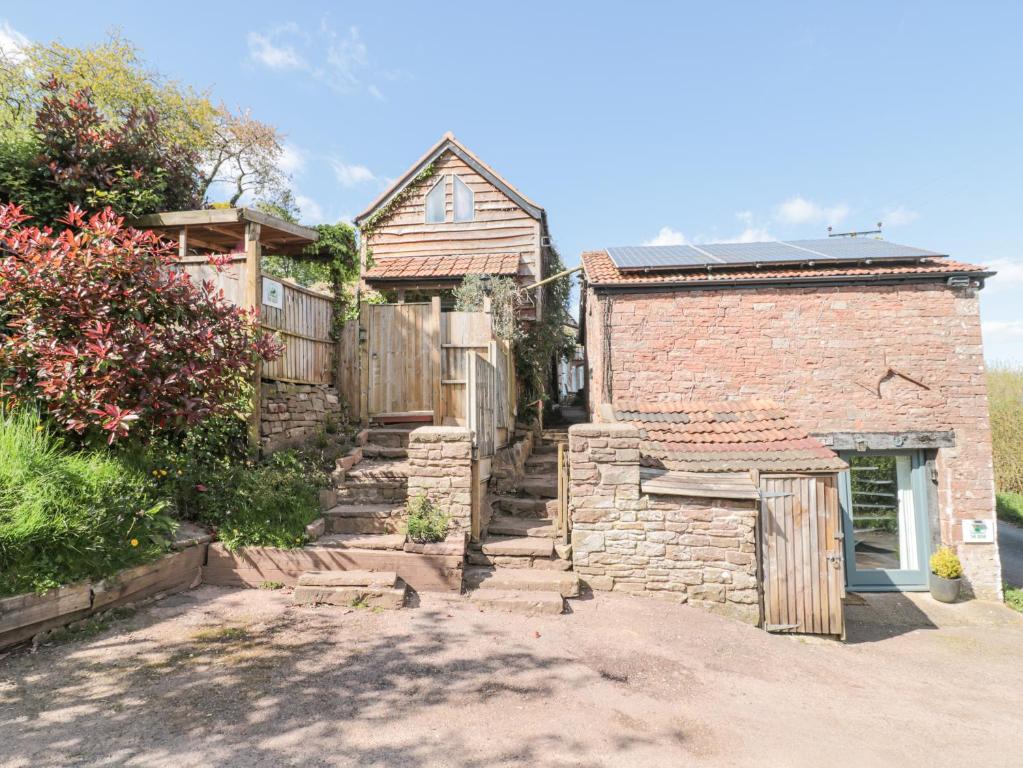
[{"left": 606, "top": 238, "right": 945, "bottom": 272}]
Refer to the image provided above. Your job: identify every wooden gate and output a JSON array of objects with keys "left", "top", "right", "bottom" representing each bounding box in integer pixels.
[
  {"left": 466, "top": 351, "right": 496, "bottom": 457},
  {"left": 362, "top": 302, "right": 440, "bottom": 420},
  {"left": 759, "top": 474, "right": 845, "bottom": 637}
]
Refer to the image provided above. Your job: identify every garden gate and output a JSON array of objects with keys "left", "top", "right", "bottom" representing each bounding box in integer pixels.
[{"left": 759, "top": 474, "right": 845, "bottom": 638}]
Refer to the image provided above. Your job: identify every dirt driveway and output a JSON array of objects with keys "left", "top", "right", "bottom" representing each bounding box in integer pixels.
[{"left": 1, "top": 586, "right": 1019, "bottom": 768}]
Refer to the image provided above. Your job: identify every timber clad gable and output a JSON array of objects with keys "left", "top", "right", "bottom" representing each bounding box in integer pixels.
[{"left": 356, "top": 134, "right": 552, "bottom": 318}]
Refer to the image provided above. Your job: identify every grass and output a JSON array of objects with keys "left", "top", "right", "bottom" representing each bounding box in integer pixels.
[
  {"left": 404, "top": 494, "right": 449, "bottom": 544},
  {"left": 0, "top": 409, "right": 174, "bottom": 596},
  {"left": 1005, "top": 586, "right": 1023, "bottom": 614},
  {"left": 996, "top": 491, "right": 1023, "bottom": 527}
]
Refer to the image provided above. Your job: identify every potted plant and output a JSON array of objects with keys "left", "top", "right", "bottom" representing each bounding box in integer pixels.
[{"left": 929, "top": 546, "right": 963, "bottom": 603}]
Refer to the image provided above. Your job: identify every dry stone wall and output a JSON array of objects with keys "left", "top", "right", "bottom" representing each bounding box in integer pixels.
[
  {"left": 407, "top": 427, "right": 473, "bottom": 532},
  {"left": 569, "top": 423, "right": 760, "bottom": 624},
  {"left": 260, "top": 381, "right": 343, "bottom": 454}
]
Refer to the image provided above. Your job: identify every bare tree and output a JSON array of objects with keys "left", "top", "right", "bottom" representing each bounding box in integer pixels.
[{"left": 199, "top": 106, "right": 288, "bottom": 206}]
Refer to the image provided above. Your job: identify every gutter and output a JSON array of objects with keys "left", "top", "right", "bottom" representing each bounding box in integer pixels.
[{"left": 587, "top": 270, "right": 996, "bottom": 294}]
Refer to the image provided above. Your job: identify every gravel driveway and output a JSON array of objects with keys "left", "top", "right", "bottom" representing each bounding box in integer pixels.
[{"left": 1, "top": 586, "right": 1020, "bottom": 768}]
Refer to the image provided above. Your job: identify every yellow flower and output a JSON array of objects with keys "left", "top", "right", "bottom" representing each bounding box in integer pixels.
[
  {"left": 130, "top": 538, "right": 139, "bottom": 547},
  {"left": 151, "top": 470, "right": 159, "bottom": 477},
  {"left": 35, "top": 425, "right": 44, "bottom": 432}
]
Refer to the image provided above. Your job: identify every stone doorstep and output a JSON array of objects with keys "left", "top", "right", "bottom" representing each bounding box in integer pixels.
[
  {"left": 293, "top": 584, "right": 407, "bottom": 610},
  {"left": 297, "top": 570, "right": 399, "bottom": 588},
  {"left": 314, "top": 533, "right": 407, "bottom": 551},
  {"left": 490, "top": 495, "right": 556, "bottom": 518},
  {"left": 481, "top": 535, "right": 556, "bottom": 558},
  {"left": 488, "top": 515, "right": 556, "bottom": 539},
  {"left": 468, "top": 589, "right": 564, "bottom": 616},
  {"left": 464, "top": 566, "right": 581, "bottom": 597}
]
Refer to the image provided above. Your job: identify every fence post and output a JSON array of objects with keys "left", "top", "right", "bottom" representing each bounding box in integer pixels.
[
  {"left": 244, "top": 221, "right": 262, "bottom": 453},
  {"left": 431, "top": 296, "right": 442, "bottom": 425},
  {"left": 359, "top": 301, "right": 369, "bottom": 427}
]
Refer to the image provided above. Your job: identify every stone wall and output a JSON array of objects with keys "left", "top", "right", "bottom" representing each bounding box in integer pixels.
[
  {"left": 584, "top": 280, "right": 1001, "bottom": 599},
  {"left": 407, "top": 427, "right": 473, "bottom": 532},
  {"left": 568, "top": 423, "right": 760, "bottom": 624},
  {"left": 260, "top": 381, "right": 343, "bottom": 454}
]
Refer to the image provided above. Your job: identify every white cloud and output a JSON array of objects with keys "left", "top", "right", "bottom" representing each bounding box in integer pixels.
[
  {"left": 295, "top": 194, "right": 324, "bottom": 224},
  {"left": 882, "top": 205, "right": 919, "bottom": 227},
  {"left": 644, "top": 226, "right": 688, "bottom": 246},
  {"left": 982, "top": 320, "right": 1023, "bottom": 342},
  {"left": 985, "top": 258, "right": 1023, "bottom": 289},
  {"left": 0, "top": 20, "right": 29, "bottom": 61},
  {"left": 246, "top": 28, "right": 304, "bottom": 70},
  {"left": 777, "top": 195, "right": 850, "bottom": 226},
  {"left": 330, "top": 158, "right": 376, "bottom": 187},
  {"left": 278, "top": 143, "right": 307, "bottom": 175},
  {"left": 247, "top": 22, "right": 382, "bottom": 98},
  {"left": 721, "top": 227, "right": 774, "bottom": 244}
]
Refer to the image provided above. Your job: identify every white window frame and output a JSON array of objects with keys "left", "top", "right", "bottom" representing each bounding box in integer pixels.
[
  {"left": 425, "top": 175, "right": 447, "bottom": 223},
  {"left": 452, "top": 174, "right": 474, "bottom": 223}
]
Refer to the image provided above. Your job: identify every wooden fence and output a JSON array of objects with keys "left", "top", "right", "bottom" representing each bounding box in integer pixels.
[{"left": 353, "top": 301, "right": 515, "bottom": 456}]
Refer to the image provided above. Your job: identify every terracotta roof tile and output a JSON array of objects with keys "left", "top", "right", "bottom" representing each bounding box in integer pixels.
[
  {"left": 581, "top": 249, "right": 990, "bottom": 287},
  {"left": 364, "top": 253, "right": 520, "bottom": 282},
  {"left": 613, "top": 399, "right": 847, "bottom": 473}
]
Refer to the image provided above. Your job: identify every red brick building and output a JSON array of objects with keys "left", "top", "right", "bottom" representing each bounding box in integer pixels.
[{"left": 580, "top": 240, "right": 1002, "bottom": 600}]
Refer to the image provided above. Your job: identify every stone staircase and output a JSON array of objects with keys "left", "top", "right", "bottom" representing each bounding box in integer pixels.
[
  {"left": 464, "top": 431, "right": 576, "bottom": 613},
  {"left": 323, "top": 425, "right": 414, "bottom": 545}
]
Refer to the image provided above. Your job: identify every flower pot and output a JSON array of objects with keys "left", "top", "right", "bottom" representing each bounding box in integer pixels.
[{"left": 929, "top": 571, "right": 961, "bottom": 603}]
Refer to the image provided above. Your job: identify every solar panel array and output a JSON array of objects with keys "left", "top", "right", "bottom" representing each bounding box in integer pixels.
[{"left": 607, "top": 238, "right": 946, "bottom": 272}]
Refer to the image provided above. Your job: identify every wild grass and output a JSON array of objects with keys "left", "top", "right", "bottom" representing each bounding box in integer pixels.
[
  {"left": 988, "top": 362, "right": 1023, "bottom": 494},
  {"left": 1005, "top": 586, "right": 1023, "bottom": 613},
  {"left": 404, "top": 494, "right": 449, "bottom": 543},
  {"left": 997, "top": 492, "right": 1023, "bottom": 527},
  {"left": 0, "top": 409, "right": 174, "bottom": 596}
]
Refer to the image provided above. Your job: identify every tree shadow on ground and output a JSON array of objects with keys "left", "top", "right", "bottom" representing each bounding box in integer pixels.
[
  {"left": 0, "top": 587, "right": 667, "bottom": 767},
  {"left": 843, "top": 592, "right": 937, "bottom": 644}
]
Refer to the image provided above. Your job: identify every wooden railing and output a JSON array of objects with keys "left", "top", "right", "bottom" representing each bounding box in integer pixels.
[{"left": 555, "top": 442, "right": 571, "bottom": 543}]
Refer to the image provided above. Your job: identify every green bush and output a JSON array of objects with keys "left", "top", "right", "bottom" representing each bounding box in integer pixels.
[
  {"left": 929, "top": 546, "right": 963, "bottom": 580},
  {"left": 0, "top": 410, "right": 174, "bottom": 596},
  {"left": 988, "top": 363, "right": 1023, "bottom": 494},
  {"left": 1005, "top": 586, "right": 1023, "bottom": 613},
  {"left": 996, "top": 492, "right": 1023, "bottom": 527},
  {"left": 404, "top": 494, "right": 449, "bottom": 543}
]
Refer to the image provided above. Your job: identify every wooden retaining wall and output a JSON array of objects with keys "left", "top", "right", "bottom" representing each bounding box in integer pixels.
[
  {"left": 204, "top": 541, "right": 464, "bottom": 593},
  {"left": 0, "top": 544, "right": 206, "bottom": 651}
]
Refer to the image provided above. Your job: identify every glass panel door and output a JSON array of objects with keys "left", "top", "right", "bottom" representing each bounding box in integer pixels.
[{"left": 839, "top": 451, "right": 930, "bottom": 590}]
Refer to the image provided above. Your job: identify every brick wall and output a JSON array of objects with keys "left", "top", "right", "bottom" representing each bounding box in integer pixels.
[
  {"left": 260, "top": 381, "right": 344, "bottom": 454},
  {"left": 568, "top": 423, "right": 760, "bottom": 623},
  {"left": 407, "top": 427, "right": 473, "bottom": 532},
  {"left": 585, "top": 281, "right": 1000, "bottom": 598}
]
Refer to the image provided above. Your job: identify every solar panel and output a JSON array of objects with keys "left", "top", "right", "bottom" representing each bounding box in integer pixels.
[{"left": 607, "top": 239, "right": 946, "bottom": 272}]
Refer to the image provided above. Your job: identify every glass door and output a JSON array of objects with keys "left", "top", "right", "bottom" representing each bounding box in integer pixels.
[{"left": 839, "top": 451, "right": 931, "bottom": 590}]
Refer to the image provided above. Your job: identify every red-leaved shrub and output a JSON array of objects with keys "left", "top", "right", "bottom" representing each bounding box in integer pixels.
[{"left": 0, "top": 204, "right": 281, "bottom": 443}]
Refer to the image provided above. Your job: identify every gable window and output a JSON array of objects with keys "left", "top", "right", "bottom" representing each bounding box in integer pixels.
[
  {"left": 453, "top": 175, "right": 474, "bottom": 222},
  {"left": 425, "top": 176, "right": 446, "bottom": 223}
]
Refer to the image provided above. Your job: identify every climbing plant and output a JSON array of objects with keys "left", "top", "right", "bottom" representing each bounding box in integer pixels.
[
  {"left": 453, "top": 274, "right": 522, "bottom": 342},
  {"left": 359, "top": 162, "right": 438, "bottom": 244}
]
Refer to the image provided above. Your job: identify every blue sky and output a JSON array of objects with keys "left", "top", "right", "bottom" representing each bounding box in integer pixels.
[{"left": 3, "top": 1, "right": 1021, "bottom": 362}]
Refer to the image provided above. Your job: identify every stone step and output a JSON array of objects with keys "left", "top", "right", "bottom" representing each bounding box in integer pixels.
[
  {"left": 525, "top": 453, "right": 559, "bottom": 468},
  {"left": 490, "top": 495, "right": 556, "bottom": 518},
  {"left": 366, "top": 427, "right": 415, "bottom": 449},
  {"left": 488, "top": 515, "right": 556, "bottom": 539},
  {"left": 481, "top": 535, "right": 555, "bottom": 559},
  {"left": 324, "top": 504, "right": 405, "bottom": 535},
  {"left": 466, "top": 551, "right": 574, "bottom": 570},
  {"left": 297, "top": 570, "right": 398, "bottom": 588},
  {"left": 463, "top": 567, "right": 580, "bottom": 597},
  {"left": 345, "top": 459, "right": 411, "bottom": 482},
  {"left": 518, "top": 476, "right": 558, "bottom": 499},
  {"left": 468, "top": 589, "right": 564, "bottom": 616},
  {"left": 294, "top": 582, "right": 407, "bottom": 610},
  {"left": 360, "top": 444, "right": 408, "bottom": 459},
  {"left": 316, "top": 533, "right": 407, "bottom": 551}
]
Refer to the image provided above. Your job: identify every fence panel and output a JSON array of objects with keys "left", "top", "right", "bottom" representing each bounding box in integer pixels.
[
  {"left": 261, "top": 279, "right": 335, "bottom": 385},
  {"left": 365, "top": 302, "right": 437, "bottom": 418},
  {"left": 466, "top": 351, "right": 497, "bottom": 457},
  {"left": 440, "top": 311, "right": 493, "bottom": 426}
]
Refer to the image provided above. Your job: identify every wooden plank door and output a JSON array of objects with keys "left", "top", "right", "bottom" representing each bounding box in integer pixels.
[{"left": 759, "top": 474, "right": 845, "bottom": 637}]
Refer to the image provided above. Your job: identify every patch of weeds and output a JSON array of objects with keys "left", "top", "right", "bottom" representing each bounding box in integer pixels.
[
  {"left": 404, "top": 494, "right": 449, "bottom": 543},
  {"left": 259, "top": 580, "right": 285, "bottom": 590},
  {"left": 39, "top": 606, "right": 137, "bottom": 646},
  {"left": 192, "top": 625, "right": 251, "bottom": 644},
  {"left": 1005, "top": 585, "right": 1023, "bottom": 613},
  {"left": 350, "top": 595, "right": 370, "bottom": 609}
]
